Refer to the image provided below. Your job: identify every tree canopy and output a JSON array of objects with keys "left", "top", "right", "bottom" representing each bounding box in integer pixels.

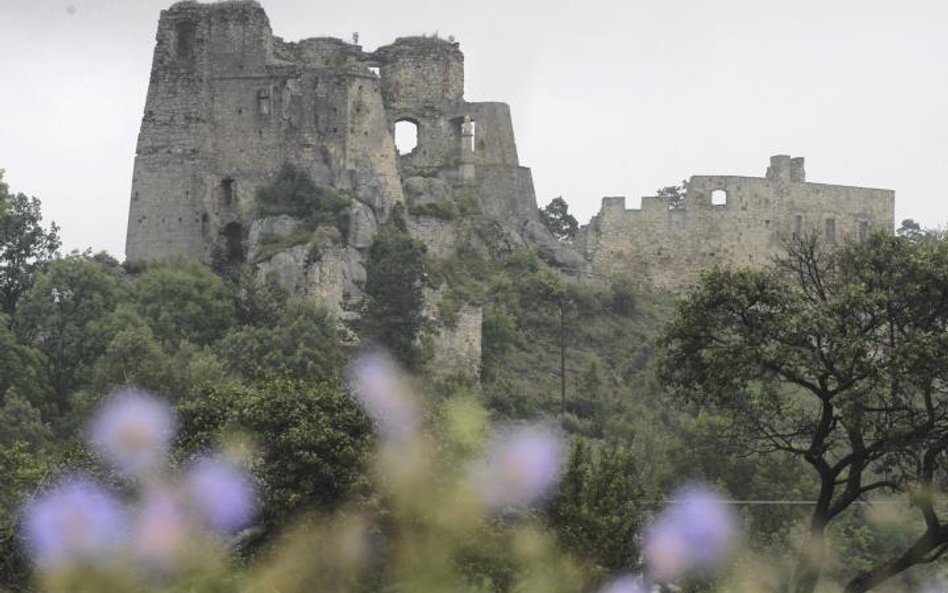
[
  {"left": 539, "top": 197, "right": 579, "bottom": 241},
  {"left": 658, "top": 233, "right": 948, "bottom": 593},
  {"left": 0, "top": 171, "right": 60, "bottom": 314}
]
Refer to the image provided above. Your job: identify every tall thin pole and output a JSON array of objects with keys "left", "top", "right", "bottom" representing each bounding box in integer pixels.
[{"left": 559, "top": 297, "right": 566, "bottom": 416}]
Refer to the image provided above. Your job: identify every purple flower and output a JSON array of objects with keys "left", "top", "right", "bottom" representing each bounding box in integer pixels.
[
  {"left": 133, "top": 488, "right": 189, "bottom": 569},
  {"left": 597, "top": 575, "right": 649, "bottom": 593},
  {"left": 474, "top": 426, "right": 564, "bottom": 510},
  {"left": 346, "top": 352, "right": 417, "bottom": 443},
  {"left": 184, "top": 457, "right": 255, "bottom": 534},
  {"left": 88, "top": 389, "right": 176, "bottom": 478},
  {"left": 643, "top": 486, "right": 738, "bottom": 582},
  {"left": 22, "top": 477, "right": 126, "bottom": 568}
]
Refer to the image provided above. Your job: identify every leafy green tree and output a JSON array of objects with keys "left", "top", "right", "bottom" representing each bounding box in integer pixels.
[
  {"left": 0, "top": 442, "right": 58, "bottom": 588},
  {"left": 218, "top": 297, "right": 345, "bottom": 383},
  {"left": 234, "top": 267, "right": 291, "bottom": 327},
  {"left": 547, "top": 440, "right": 655, "bottom": 576},
  {"left": 91, "top": 305, "right": 179, "bottom": 397},
  {"left": 177, "top": 378, "right": 371, "bottom": 544},
  {"left": 362, "top": 213, "right": 427, "bottom": 369},
  {"left": 0, "top": 171, "right": 61, "bottom": 314},
  {"left": 133, "top": 258, "right": 235, "bottom": 347},
  {"left": 14, "top": 255, "right": 127, "bottom": 411},
  {"left": 539, "top": 197, "right": 579, "bottom": 241},
  {"left": 0, "top": 313, "right": 48, "bottom": 406},
  {"left": 658, "top": 233, "right": 948, "bottom": 593}
]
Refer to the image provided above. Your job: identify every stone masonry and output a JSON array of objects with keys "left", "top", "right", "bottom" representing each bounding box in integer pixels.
[{"left": 575, "top": 155, "right": 895, "bottom": 290}]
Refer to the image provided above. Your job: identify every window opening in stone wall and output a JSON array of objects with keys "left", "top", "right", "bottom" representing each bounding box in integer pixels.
[
  {"left": 711, "top": 189, "right": 727, "bottom": 206},
  {"left": 220, "top": 222, "right": 245, "bottom": 265},
  {"left": 257, "top": 89, "right": 271, "bottom": 115},
  {"left": 459, "top": 117, "right": 476, "bottom": 153},
  {"left": 175, "top": 22, "right": 196, "bottom": 60},
  {"left": 221, "top": 178, "right": 235, "bottom": 206},
  {"left": 395, "top": 120, "right": 418, "bottom": 154},
  {"left": 858, "top": 220, "right": 869, "bottom": 242},
  {"left": 825, "top": 218, "right": 836, "bottom": 244},
  {"left": 368, "top": 66, "right": 380, "bottom": 77},
  {"left": 793, "top": 214, "right": 803, "bottom": 239}
]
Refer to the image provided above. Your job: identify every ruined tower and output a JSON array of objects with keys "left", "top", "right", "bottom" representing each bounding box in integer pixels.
[{"left": 126, "top": 0, "right": 541, "bottom": 266}]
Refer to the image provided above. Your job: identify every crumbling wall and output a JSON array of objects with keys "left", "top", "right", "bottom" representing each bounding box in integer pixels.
[{"left": 577, "top": 156, "right": 895, "bottom": 290}]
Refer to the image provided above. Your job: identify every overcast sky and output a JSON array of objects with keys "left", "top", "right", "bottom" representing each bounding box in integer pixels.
[{"left": 1, "top": 0, "right": 946, "bottom": 258}]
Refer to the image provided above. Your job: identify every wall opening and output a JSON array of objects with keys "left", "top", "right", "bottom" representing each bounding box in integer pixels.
[
  {"left": 711, "top": 189, "right": 727, "bottom": 206},
  {"left": 221, "top": 178, "right": 235, "bottom": 206},
  {"left": 858, "top": 220, "right": 869, "bottom": 242},
  {"left": 368, "top": 66, "right": 380, "bottom": 77},
  {"left": 825, "top": 218, "right": 836, "bottom": 244},
  {"left": 220, "top": 222, "right": 244, "bottom": 265},
  {"left": 792, "top": 214, "right": 803, "bottom": 239},
  {"left": 394, "top": 119, "right": 418, "bottom": 155},
  {"left": 257, "top": 89, "right": 271, "bottom": 115},
  {"left": 175, "top": 22, "right": 196, "bottom": 60}
]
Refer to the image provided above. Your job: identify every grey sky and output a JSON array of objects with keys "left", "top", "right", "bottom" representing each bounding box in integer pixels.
[{"left": 1, "top": 0, "right": 946, "bottom": 258}]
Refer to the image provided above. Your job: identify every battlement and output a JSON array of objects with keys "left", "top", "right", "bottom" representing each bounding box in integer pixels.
[{"left": 576, "top": 156, "right": 895, "bottom": 289}]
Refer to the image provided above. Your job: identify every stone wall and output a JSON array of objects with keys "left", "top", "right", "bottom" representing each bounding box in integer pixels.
[{"left": 576, "top": 155, "right": 895, "bottom": 290}]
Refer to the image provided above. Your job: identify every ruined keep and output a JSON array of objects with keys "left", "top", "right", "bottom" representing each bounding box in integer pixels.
[
  {"left": 126, "top": 0, "right": 570, "bottom": 377},
  {"left": 575, "top": 155, "right": 895, "bottom": 290}
]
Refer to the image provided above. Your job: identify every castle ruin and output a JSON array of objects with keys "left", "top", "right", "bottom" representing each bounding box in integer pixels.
[
  {"left": 575, "top": 155, "right": 895, "bottom": 289},
  {"left": 125, "top": 1, "right": 896, "bottom": 376}
]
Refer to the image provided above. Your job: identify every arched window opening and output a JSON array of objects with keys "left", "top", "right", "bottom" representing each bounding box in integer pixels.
[
  {"left": 257, "top": 89, "right": 271, "bottom": 116},
  {"left": 711, "top": 189, "right": 727, "bottom": 206},
  {"left": 394, "top": 120, "right": 418, "bottom": 155}
]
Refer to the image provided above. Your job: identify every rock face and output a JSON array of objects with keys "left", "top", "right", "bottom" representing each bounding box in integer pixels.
[{"left": 575, "top": 155, "right": 895, "bottom": 290}]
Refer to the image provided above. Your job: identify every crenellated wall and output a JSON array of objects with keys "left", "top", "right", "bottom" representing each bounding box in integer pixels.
[{"left": 576, "top": 155, "right": 895, "bottom": 290}]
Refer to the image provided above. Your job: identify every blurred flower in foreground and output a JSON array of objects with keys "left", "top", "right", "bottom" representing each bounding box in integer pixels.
[
  {"left": 184, "top": 457, "right": 256, "bottom": 534},
  {"left": 597, "top": 574, "right": 649, "bottom": 593},
  {"left": 473, "top": 426, "right": 564, "bottom": 510},
  {"left": 133, "top": 489, "right": 189, "bottom": 570},
  {"left": 346, "top": 351, "right": 417, "bottom": 443},
  {"left": 643, "top": 486, "right": 737, "bottom": 582},
  {"left": 23, "top": 477, "right": 126, "bottom": 569},
  {"left": 89, "top": 389, "right": 176, "bottom": 478}
]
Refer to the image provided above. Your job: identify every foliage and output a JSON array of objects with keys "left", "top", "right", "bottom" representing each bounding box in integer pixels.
[
  {"left": 233, "top": 267, "right": 290, "bottom": 328},
  {"left": 0, "top": 171, "right": 61, "bottom": 315},
  {"left": 539, "top": 197, "right": 579, "bottom": 241},
  {"left": 133, "top": 258, "right": 235, "bottom": 347},
  {"left": 658, "top": 232, "right": 948, "bottom": 593},
  {"left": 177, "top": 378, "right": 372, "bottom": 544},
  {"left": 656, "top": 180, "right": 688, "bottom": 210},
  {"left": 547, "top": 440, "right": 657, "bottom": 576},
  {"left": 14, "top": 255, "right": 127, "bottom": 412},
  {"left": 256, "top": 164, "right": 350, "bottom": 233},
  {"left": 361, "top": 211, "right": 427, "bottom": 369},
  {"left": 217, "top": 297, "right": 345, "bottom": 383}
]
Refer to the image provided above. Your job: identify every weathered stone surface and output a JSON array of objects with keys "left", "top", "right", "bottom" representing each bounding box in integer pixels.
[
  {"left": 256, "top": 244, "right": 310, "bottom": 294},
  {"left": 247, "top": 215, "right": 302, "bottom": 261},
  {"left": 403, "top": 176, "right": 451, "bottom": 207},
  {"left": 575, "top": 156, "right": 895, "bottom": 290},
  {"left": 421, "top": 285, "right": 482, "bottom": 380},
  {"left": 347, "top": 201, "right": 378, "bottom": 249},
  {"left": 522, "top": 219, "right": 586, "bottom": 270}
]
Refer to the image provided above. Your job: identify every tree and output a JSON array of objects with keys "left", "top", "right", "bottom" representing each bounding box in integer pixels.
[
  {"left": 656, "top": 180, "right": 688, "bottom": 210},
  {"left": 658, "top": 233, "right": 948, "bottom": 593},
  {"left": 14, "top": 255, "right": 127, "bottom": 412},
  {"left": 177, "top": 378, "right": 371, "bottom": 545},
  {"left": 218, "top": 297, "right": 345, "bottom": 383},
  {"left": 133, "top": 258, "right": 235, "bottom": 347},
  {"left": 547, "top": 440, "right": 656, "bottom": 576},
  {"left": 539, "top": 197, "right": 579, "bottom": 241},
  {"left": 361, "top": 213, "right": 427, "bottom": 369},
  {"left": 0, "top": 171, "right": 61, "bottom": 314}
]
